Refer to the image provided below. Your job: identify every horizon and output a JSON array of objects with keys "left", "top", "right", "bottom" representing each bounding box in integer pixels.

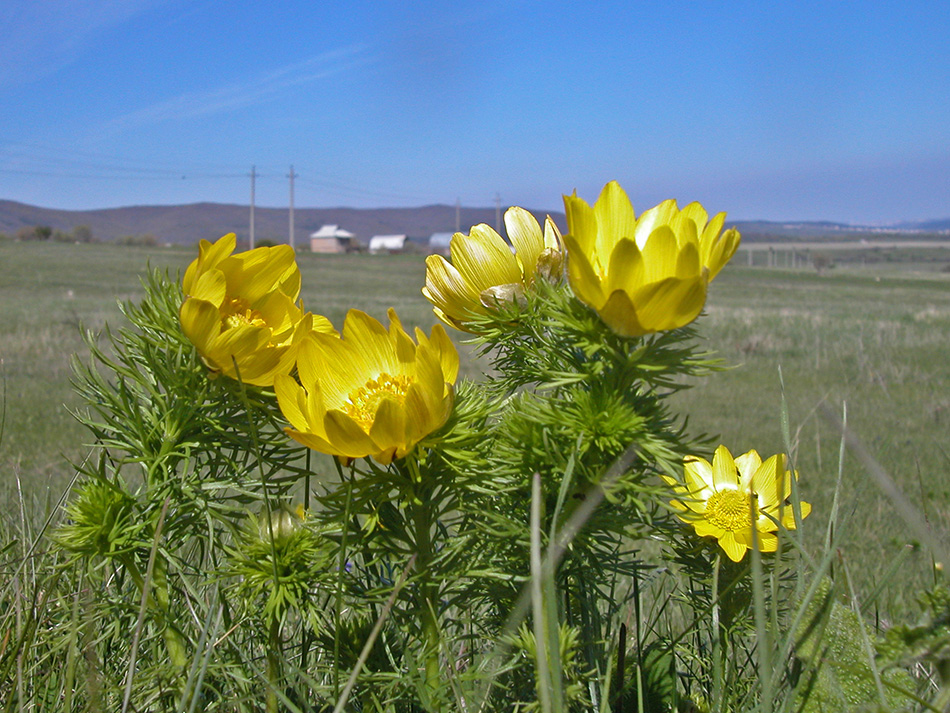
[
  {"left": 5, "top": 195, "right": 948, "bottom": 231},
  {"left": 2, "top": 1, "right": 949, "bottom": 225}
]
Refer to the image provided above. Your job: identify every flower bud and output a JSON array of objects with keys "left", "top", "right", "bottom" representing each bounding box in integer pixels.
[
  {"left": 535, "top": 247, "right": 564, "bottom": 283},
  {"left": 259, "top": 507, "right": 301, "bottom": 545},
  {"left": 479, "top": 283, "right": 527, "bottom": 310}
]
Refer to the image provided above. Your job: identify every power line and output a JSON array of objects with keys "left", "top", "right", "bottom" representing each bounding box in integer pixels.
[{"left": 0, "top": 142, "right": 475, "bottom": 207}]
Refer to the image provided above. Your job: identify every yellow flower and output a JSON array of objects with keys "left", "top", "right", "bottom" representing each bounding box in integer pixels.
[
  {"left": 275, "top": 308, "right": 459, "bottom": 464},
  {"left": 663, "top": 445, "right": 811, "bottom": 563},
  {"left": 422, "top": 207, "right": 563, "bottom": 330},
  {"left": 562, "top": 181, "right": 740, "bottom": 337},
  {"left": 180, "top": 233, "right": 334, "bottom": 386}
]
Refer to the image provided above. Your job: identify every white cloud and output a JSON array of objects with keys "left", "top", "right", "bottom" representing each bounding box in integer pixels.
[
  {"left": 0, "top": 0, "right": 169, "bottom": 87},
  {"left": 103, "top": 45, "right": 371, "bottom": 131}
]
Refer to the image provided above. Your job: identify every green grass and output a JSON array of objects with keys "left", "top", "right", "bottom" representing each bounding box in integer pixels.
[
  {"left": 674, "top": 265, "right": 950, "bottom": 605},
  {"left": 2, "top": 241, "right": 950, "bottom": 710},
  {"left": 1, "top": 242, "right": 948, "bottom": 603}
]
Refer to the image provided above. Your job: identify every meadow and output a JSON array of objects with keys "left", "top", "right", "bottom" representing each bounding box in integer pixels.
[
  {"left": 2, "top": 241, "right": 950, "bottom": 601},
  {"left": 2, "top": 239, "right": 950, "bottom": 709}
]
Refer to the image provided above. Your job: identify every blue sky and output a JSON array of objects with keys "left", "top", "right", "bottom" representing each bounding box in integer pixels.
[{"left": 1, "top": 0, "right": 948, "bottom": 223}]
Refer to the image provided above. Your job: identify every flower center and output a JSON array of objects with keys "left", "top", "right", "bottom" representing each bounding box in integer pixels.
[
  {"left": 344, "top": 373, "right": 412, "bottom": 431},
  {"left": 705, "top": 489, "right": 756, "bottom": 532},
  {"left": 221, "top": 297, "right": 267, "bottom": 330}
]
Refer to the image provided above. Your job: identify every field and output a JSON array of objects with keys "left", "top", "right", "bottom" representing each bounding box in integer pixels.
[{"left": 2, "top": 240, "right": 950, "bottom": 604}]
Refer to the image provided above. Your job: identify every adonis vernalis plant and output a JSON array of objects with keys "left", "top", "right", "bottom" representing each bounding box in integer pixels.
[
  {"left": 663, "top": 444, "right": 812, "bottom": 562},
  {"left": 180, "top": 232, "right": 334, "bottom": 385},
  {"left": 29, "top": 179, "right": 933, "bottom": 713},
  {"left": 562, "top": 180, "right": 741, "bottom": 337},
  {"left": 423, "top": 206, "right": 563, "bottom": 331},
  {"left": 275, "top": 307, "right": 459, "bottom": 464}
]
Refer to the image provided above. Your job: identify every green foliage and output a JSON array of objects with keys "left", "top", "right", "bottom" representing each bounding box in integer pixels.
[
  {"left": 0, "top": 250, "right": 946, "bottom": 712},
  {"left": 225, "top": 507, "right": 334, "bottom": 625},
  {"left": 53, "top": 469, "right": 138, "bottom": 558},
  {"left": 795, "top": 580, "right": 918, "bottom": 712}
]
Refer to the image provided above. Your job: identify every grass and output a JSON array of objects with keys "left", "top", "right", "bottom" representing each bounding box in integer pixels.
[
  {"left": 674, "top": 265, "right": 950, "bottom": 605},
  {"left": 1, "top": 241, "right": 949, "bottom": 604},
  {"left": 1, "top": 241, "right": 949, "bottom": 710}
]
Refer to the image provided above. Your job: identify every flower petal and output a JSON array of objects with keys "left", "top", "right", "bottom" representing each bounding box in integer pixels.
[
  {"left": 369, "top": 397, "right": 408, "bottom": 454},
  {"left": 750, "top": 454, "right": 783, "bottom": 505},
  {"left": 450, "top": 224, "right": 522, "bottom": 292},
  {"left": 705, "top": 226, "right": 741, "bottom": 281},
  {"left": 711, "top": 445, "right": 739, "bottom": 489},
  {"left": 563, "top": 191, "right": 598, "bottom": 255},
  {"left": 594, "top": 181, "right": 638, "bottom": 254},
  {"left": 505, "top": 206, "right": 544, "bottom": 279},
  {"left": 184, "top": 234, "right": 236, "bottom": 295},
  {"left": 275, "top": 374, "right": 312, "bottom": 433},
  {"left": 735, "top": 450, "right": 763, "bottom": 487},
  {"left": 180, "top": 299, "right": 221, "bottom": 354},
  {"left": 564, "top": 235, "right": 607, "bottom": 308},
  {"left": 596, "top": 289, "right": 650, "bottom": 338},
  {"left": 324, "top": 410, "right": 377, "bottom": 458},
  {"left": 781, "top": 501, "right": 811, "bottom": 529},
  {"left": 629, "top": 275, "right": 707, "bottom": 333},
  {"left": 341, "top": 309, "right": 398, "bottom": 377},
  {"left": 717, "top": 531, "right": 748, "bottom": 562},
  {"left": 423, "top": 254, "right": 482, "bottom": 327}
]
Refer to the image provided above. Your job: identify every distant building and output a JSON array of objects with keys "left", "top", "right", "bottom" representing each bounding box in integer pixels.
[
  {"left": 309, "top": 225, "right": 357, "bottom": 253},
  {"left": 428, "top": 232, "right": 454, "bottom": 256},
  {"left": 368, "top": 234, "right": 407, "bottom": 254}
]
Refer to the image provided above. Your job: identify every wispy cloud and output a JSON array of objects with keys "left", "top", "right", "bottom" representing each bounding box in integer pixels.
[
  {"left": 104, "top": 46, "right": 371, "bottom": 132},
  {"left": 0, "top": 0, "right": 168, "bottom": 87}
]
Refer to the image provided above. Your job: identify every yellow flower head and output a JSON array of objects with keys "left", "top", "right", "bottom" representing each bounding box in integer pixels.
[
  {"left": 663, "top": 445, "right": 812, "bottom": 563},
  {"left": 422, "top": 207, "right": 563, "bottom": 331},
  {"left": 180, "top": 234, "right": 334, "bottom": 386},
  {"left": 275, "top": 308, "right": 459, "bottom": 465},
  {"left": 562, "top": 181, "right": 740, "bottom": 337}
]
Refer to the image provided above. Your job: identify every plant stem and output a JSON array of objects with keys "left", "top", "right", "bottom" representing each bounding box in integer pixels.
[
  {"left": 409, "top": 456, "right": 441, "bottom": 709},
  {"left": 266, "top": 616, "right": 281, "bottom": 713},
  {"left": 711, "top": 552, "right": 723, "bottom": 713}
]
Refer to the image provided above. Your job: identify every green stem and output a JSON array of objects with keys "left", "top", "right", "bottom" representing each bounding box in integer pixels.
[
  {"left": 333, "top": 460, "right": 355, "bottom": 699},
  {"left": 266, "top": 616, "right": 281, "bottom": 713},
  {"left": 408, "top": 456, "right": 441, "bottom": 708},
  {"left": 711, "top": 552, "right": 723, "bottom": 713}
]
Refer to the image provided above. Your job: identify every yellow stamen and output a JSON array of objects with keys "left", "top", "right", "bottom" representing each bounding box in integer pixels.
[
  {"left": 221, "top": 297, "right": 267, "bottom": 330},
  {"left": 705, "top": 489, "right": 756, "bottom": 532},
  {"left": 344, "top": 373, "right": 412, "bottom": 431}
]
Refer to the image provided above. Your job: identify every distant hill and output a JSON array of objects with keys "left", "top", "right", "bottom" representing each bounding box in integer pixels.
[
  {"left": 0, "top": 200, "right": 555, "bottom": 246},
  {"left": 0, "top": 199, "right": 947, "bottom": 246}
]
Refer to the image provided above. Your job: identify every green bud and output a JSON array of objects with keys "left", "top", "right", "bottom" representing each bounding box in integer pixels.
[
  {"left": 480, "top": 283, "right": 526, "bottom": 310},
  {"left": 536, "top": 247, "right": 564, "bottom": 282},
  {"left": 258, "top": 506, "right": 302, "bottom": 545}
]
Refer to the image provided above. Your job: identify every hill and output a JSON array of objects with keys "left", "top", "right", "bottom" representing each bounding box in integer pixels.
[
  {"left": 0, "top": 200, "right": 549, "bottom": 246},
  {"left": 0, "top": 199, "right": 947, "bottom": 246}
]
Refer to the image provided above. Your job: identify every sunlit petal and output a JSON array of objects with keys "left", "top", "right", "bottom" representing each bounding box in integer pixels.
[
  {"left": 278, "top": 309, "right": 458, "bottom": 464},
  {"left": 562, "top": 182, "right": 740, "bottom": 338},
  {"left": 180, "top": 234, "right": 323, "bottom": 386}
]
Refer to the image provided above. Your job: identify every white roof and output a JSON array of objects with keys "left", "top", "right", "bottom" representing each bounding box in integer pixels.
[
  {"left": 310, "top": 224, "right": 355, "bottom": 239},
  {"left": 429, "top": 232, "right": 454, "bottom": 248},
  {"left": 369, "top": 234, "right": 407, "bottom": 250}
]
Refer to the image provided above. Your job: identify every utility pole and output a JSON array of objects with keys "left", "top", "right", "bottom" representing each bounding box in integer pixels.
[
  {"left": 249, "top": 165, "right": 257, "bottom": 249},
  {"left": 455, "top": 198, "right": 460, "bottom": 233},
  {"left": 288, "top": 164, "right": 298, "bottom": 249},
  {"left": 494, "top": 192, "right": 501, "bottom": 233}
]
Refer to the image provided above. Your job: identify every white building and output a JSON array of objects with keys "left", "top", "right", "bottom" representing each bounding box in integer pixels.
[{"left": 368, "top": 234, "right": 407, "bottom": 254}]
